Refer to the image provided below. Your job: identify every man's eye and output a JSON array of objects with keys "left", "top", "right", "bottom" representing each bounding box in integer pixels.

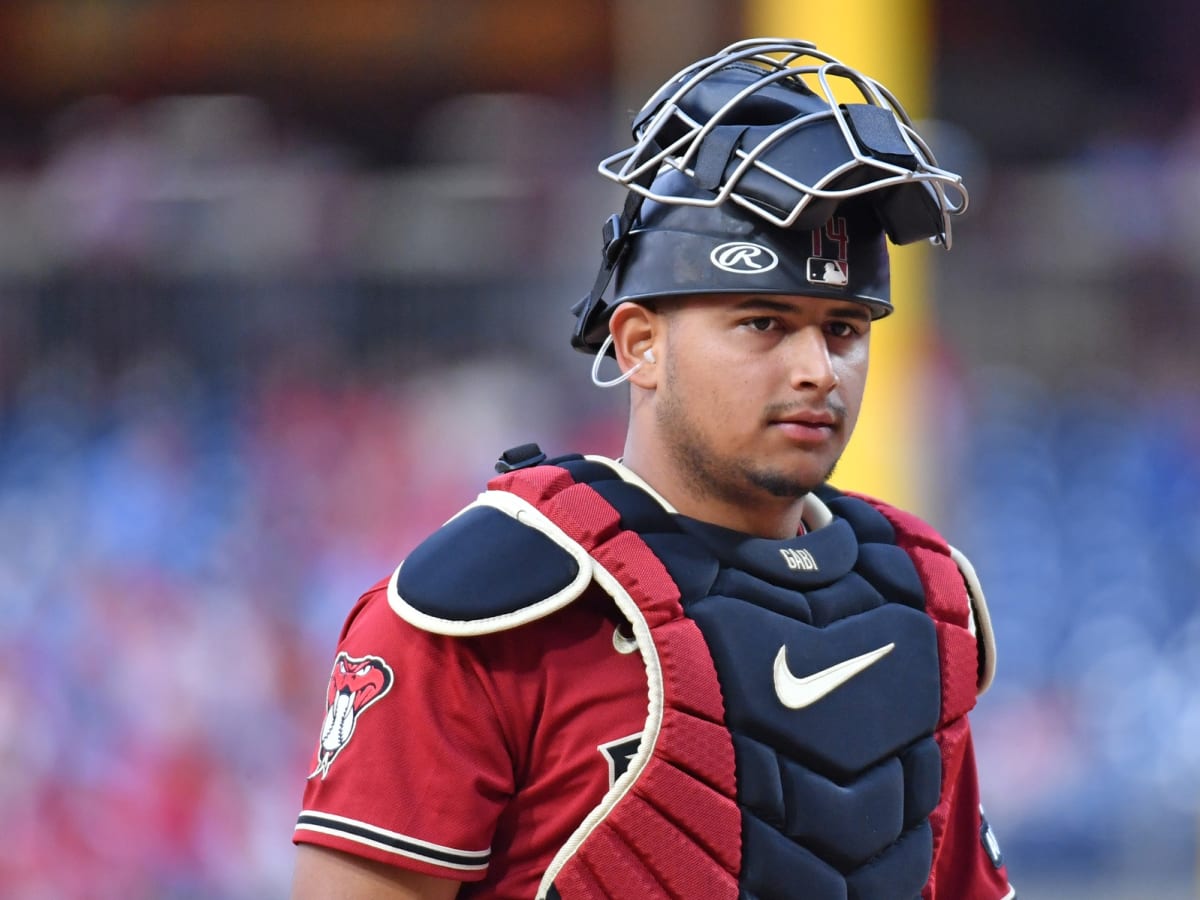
[
  {"left": 745, "top": 317, "right": 777, "bottom": 332},
  {"left": 826, "top": 321, "right": 857, "bottom": 338}
]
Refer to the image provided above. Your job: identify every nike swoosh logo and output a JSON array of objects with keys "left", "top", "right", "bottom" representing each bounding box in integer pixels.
[{"left": 773, "top": 642, "right": 895, "bottom": 710}]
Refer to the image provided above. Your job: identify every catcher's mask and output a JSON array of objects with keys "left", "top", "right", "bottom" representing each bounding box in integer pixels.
[{"left": 571, "top": 37, "right": 968, "bottom": 356}]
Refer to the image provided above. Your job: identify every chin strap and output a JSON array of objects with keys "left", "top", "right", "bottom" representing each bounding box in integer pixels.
[{"left": 570, "top": 174, "right": 655, "bottom": 355}]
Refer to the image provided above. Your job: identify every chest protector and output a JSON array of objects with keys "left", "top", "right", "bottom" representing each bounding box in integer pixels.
[{"left": 390, "top": 454, "right": 993, "bottom": 900}]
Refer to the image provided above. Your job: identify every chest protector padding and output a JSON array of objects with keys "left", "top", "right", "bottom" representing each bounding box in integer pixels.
[{"left": 476, "top": 459, "right": 977, "bottom": 900}]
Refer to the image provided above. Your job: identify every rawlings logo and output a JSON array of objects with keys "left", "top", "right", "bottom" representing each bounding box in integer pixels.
[
  {"left": 308, "top": 652, "right": 394, "bottom": 780},
  {"left": 710, "top": 241, "right": 779, "bottom": 274}
]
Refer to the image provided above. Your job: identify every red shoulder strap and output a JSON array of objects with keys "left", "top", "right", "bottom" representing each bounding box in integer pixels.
[
  {"left": 492, "top": 465, "right": 741, "bottom": 900},
  {"left": 850, "top": 493, "right": 979, "bottom": 726}
]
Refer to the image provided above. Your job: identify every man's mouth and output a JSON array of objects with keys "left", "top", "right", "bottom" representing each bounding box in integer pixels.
[{"left": 768, "top": 408, "right": 841, "bottom": 443}]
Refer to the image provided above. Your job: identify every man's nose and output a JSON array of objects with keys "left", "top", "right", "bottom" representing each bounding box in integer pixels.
[{"left": 787, "top": 327, "right": 839, "bottom": 392}]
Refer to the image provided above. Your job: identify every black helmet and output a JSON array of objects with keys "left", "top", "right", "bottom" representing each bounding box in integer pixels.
[
  {"left": 572, "top": 38, "right": 968, "bottom": 355},
  {"left": 610, "top": 167, "right": 891, "bottom": 314}
]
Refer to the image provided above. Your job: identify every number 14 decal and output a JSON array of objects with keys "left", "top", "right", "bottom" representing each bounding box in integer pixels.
[{"left": 811, "top": 216, "right": 849, "bottom": 261}]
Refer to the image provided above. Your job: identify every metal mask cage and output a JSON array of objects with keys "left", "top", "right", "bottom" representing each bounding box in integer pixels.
[{"left": 597, "top": 37, "right": 969, "bottom": 248}]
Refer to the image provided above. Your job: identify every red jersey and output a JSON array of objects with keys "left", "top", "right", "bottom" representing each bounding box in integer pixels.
[
  {"left": 295, "top": 579, "right": 647, "bottom": 898},
  {"left": 294, "top": 578, "right": 1012, "bottom": 899}
]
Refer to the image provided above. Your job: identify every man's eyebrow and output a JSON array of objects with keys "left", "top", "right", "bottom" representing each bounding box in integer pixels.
[
  {"left": 826, "top": 305, "right": 873, "bottom": 322},
  {"left": 731, "top": 297, "right": 873, "bottom": 321},
  {"left": 730, "top": 297, "right": 797, "bottom": 312}
]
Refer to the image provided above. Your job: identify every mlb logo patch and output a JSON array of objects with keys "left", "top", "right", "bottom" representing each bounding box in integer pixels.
[{"left": 807, "top": 258, "right": 848, "bottom": 287}]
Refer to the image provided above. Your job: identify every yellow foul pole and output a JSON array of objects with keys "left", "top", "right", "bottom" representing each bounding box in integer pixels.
[{"left": 745, "top": 0, "right": 938, "bottom": 516}]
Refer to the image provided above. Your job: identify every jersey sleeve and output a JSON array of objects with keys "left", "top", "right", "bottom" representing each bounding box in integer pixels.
[
  {"left": 293, "top": 580, "right": 516, "bottom": 882},
  {"left": 925, "top": 719, "right": 1015, "bottom": 899}
]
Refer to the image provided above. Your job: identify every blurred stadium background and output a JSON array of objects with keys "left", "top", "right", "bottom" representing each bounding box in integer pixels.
[{"left": 1, "top": 2, "right": 1198, "bottom": 897}]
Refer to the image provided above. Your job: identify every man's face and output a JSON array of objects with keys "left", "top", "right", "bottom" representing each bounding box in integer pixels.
[{"left": 652, "top": 293, "right": 871, "bottom": 505}]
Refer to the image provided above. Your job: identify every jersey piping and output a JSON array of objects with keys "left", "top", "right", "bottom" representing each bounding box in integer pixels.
[{"left": 294, "top": 810, "right": 491, "bottom": 872}]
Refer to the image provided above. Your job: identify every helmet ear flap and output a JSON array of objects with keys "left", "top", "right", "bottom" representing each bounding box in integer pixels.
[{"left": 571, "top": 201, "right": 643, "bottom": 354}]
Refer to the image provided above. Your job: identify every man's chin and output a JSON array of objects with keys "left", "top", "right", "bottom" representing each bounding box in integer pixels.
[
  {"left": 746, "top": 459, "right": 838, "bottom": 499},
  {"left": 747, "top": 471, "right": 821, "bottom": 500}
]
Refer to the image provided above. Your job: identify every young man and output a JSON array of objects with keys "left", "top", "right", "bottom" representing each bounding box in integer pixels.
[{"left": 290, "top": 39, "right": 1015, "bottom": 899}]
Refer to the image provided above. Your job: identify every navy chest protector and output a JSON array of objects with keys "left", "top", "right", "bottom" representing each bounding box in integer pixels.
[{"left": 389, "top": 454, "right": 994, "bottom": 900}]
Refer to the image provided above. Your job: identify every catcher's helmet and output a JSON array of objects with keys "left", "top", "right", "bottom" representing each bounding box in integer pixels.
[{"left": 571, "top": 38, "right": 968, "bottom": 355}]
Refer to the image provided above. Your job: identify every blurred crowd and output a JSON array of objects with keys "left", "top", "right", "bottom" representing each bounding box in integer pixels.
[
  {"left": 1, "top": 77, "right": 1199, "bottom": 899},
  {"left": 949, "top": 368, "right": 1200, "bottom": 883},
  {"left": 0, "top": 340, "right": 628, "bottom": 899}
]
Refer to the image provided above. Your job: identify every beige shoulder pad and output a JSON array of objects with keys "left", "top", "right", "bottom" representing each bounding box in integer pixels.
[{"left": 948, "top": 545, "right": 997, "bottom": 696}]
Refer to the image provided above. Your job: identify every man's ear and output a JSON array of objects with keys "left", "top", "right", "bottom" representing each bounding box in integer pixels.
[{"left": 607, "top": 302, "right": 660, "bottom": 388}]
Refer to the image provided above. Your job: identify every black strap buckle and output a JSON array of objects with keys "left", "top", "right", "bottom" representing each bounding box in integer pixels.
[{"left": 494, "top": 443, "right": 548, "bottom": 474}]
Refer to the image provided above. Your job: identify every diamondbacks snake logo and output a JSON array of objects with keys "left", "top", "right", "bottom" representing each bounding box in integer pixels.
[{"left": 308, "top": 652, "right": 394, "bottom": 780}]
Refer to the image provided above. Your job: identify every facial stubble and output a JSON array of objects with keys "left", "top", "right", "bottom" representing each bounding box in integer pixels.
[{"left": 655, "top": 355, "right": 844, "bottom": 506}]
